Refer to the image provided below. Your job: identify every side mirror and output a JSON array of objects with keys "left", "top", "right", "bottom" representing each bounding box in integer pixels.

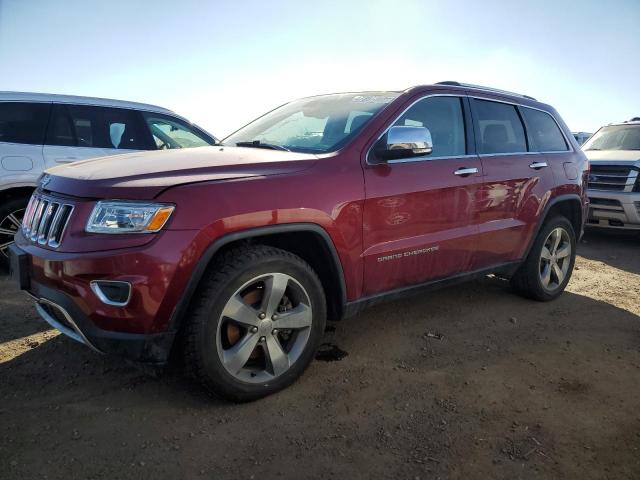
[{"left": 373, "top": 126, "right": 433, "bottom": 162}]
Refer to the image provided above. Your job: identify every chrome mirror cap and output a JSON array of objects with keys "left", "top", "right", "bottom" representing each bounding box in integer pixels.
[
  {"left": 373, "top": 126, "right": 433, "bottom": 162},
  {"left": 387, "top": 125, "right": 433, "bottom": 154}
]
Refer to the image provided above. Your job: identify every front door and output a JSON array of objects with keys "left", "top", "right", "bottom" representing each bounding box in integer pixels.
[{"left": 361, "top": 94, "right": 481, "bottom": 296}]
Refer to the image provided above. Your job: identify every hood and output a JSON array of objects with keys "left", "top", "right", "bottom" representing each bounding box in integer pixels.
[
  {"left": 42, "top": 146, "right": 318, "bottom": 199},
  {"left": 584, "top": 149, "right": 640, "bottom": 164}
]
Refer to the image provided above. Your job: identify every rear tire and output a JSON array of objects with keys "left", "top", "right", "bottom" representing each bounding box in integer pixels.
[
  {"left": 511, "top": 216, "right": 577, "bottom": 301},
  {"left": 0, "top": 195, "right": 30, "bottom": 265},
  {"left": 183, "top": 244, "right": 326, "bottom": 402}
]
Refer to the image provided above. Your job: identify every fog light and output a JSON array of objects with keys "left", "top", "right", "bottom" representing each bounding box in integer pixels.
[{"left": 90, "top": 280, "right": 131, "bottom": 306}]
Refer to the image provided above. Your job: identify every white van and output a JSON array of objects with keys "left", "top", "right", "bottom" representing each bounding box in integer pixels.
[{"left": 0, "top": 92, "right": 217, "bottom": 260}]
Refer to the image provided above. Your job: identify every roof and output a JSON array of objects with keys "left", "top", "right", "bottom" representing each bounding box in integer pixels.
[
  {"left": 433, "top": 81, "right": 537, "bottom": 101},
  {"left": 607, "top": 120, "right": 640, "bottom": 126},
  {"left": 0, "top": 91, "right": 175, "bottom": 115}
]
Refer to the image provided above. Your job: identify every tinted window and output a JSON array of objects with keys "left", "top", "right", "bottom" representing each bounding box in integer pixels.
[
  {"left": 474, "top": 99, "right": 527, "bottom": 154},
  {"left": 46, "top": 104, "right": 148, "bottom": 149},
  {"left": 392, "top": 96, "right": 466, "bottom": 157},
  {"left": 522, "top": 108, "right": 568, "bottom": 152},
  {"left": 143, "top": 113, "right": 213, "bottom": 149},
  {"left": 0, "top": 102, "right": 50, "bottom": 145}
]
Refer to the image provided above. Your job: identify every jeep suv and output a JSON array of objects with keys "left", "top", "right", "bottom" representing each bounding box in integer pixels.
[
  {"left": 8, "top": 82, "right": 589, "bottom": 401},
  {"left": 583, "top": 119, "right": 640, "bottom": 230},
  {"left": 0, "top": 92, "right": 218, "bottom": 261}
]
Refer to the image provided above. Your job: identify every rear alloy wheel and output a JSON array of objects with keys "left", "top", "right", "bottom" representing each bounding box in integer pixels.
[
  {"left": 538, "top": 227, "right": 572, "bottom": 292},
  {"left": 511, "top": 216, "right": 577, "bottom": 301},
  {"left": 0, "top": 196, "right": 29, "bottom": 261},
  {"left": 183, "top": 245, "right": 326, "bottom": 401}
]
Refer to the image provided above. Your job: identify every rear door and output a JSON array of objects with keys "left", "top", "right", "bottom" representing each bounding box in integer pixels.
[
  {"left": 43, "top": 104, "right": 151, "bottom": 167},
  {"left": 519, "top": 105, "right": 574, "bottom": 198},
  {"left": 361, "top": 94, "right": 482, "bottom": 296},
  {"left": 469, "top": 97, "right": 556, "bottom": 269},
  {"left": 0, "top": 101, "right": 49, "bottom": 178}
]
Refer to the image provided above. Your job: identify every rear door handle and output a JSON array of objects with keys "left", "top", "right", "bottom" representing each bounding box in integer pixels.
[
  {"left": 529, "top": 161, "right": 548, "bottom": 169},
  {"left": 454, "top": 167, "right": 479, "bottom": 177}
]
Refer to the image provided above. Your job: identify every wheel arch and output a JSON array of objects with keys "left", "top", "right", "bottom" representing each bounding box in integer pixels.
[
  {"left": 169, "top": 223, "right": 348, "bottom": 333},
  {"left": 523, "top": 194, "right": 583, "bottom": 260},
  {"left": 0, "top": 185, "right": 36, "bottom": 204}
]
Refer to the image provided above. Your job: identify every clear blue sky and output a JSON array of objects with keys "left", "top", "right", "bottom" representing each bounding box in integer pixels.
[{"left": 1, "top": 0, "right": 638, "bottom": 136}]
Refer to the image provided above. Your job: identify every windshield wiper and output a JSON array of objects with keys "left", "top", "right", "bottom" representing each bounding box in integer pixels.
[{"left": 235, "top": 140, "right": 290, "bottom": 152}]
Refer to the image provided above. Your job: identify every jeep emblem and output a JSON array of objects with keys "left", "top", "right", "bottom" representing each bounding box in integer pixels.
[{"left": 40, "top": 175, "right": 51, "bottom": 188}]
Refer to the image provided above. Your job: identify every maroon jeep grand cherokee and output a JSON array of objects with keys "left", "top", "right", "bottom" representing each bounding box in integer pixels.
[{"left": 9, "top": 82, "right": 589, "bottom": 401}]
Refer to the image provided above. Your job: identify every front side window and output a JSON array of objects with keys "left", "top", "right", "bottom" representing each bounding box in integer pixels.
[
  {"left": 474, "top": 99, "right": 527, "bottom": 154},
  {"left": 392, "top": 96, "right": 466, "bottom": 157},
  {"left": 583, "top": 125, "right": 640, "bottom": 151},
  {"left": 522, "top": 108, "right": 568, "bottom": 152},
  {"left": 143, "top": 113, "right": 213, "bottom": 149},
  {"left": 224, "top": 92, "right": 400, "bottom": 153},
  {"left": 46, "top": 104, "right": 147, "bottom": 150},
  {"left": 0, "top": 102, "right": 50, "bottom": 145}
]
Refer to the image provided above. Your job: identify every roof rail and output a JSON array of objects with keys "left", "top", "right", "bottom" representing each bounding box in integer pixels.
[{"left": 435, "top": 81, "right": 537, "bottom": 101}]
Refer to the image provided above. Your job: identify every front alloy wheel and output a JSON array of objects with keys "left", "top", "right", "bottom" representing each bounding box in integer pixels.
[
  {"left": 183, "top": 245, "right": 326, "bottom": 401},
  {"left": 217, "top": 272, "right": 313, "bottom": 383}
]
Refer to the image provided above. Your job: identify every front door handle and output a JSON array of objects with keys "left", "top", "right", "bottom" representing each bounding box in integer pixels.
[
  {"left": 529, "top": 161, "right": 548, "bottom": 169},
  {"left": 454, "top": 167, "right": 479, "bottom": 177}
]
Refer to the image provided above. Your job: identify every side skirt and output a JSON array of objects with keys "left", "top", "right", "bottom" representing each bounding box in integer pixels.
[{"left": 342, "top": 261, "right": 520, "bottom": 319}]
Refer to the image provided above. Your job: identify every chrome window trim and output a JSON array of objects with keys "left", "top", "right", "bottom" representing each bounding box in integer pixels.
[
  {"left": 366, "top": 94, "right": 469, "bottom": 166},
  {"left": 366, "top": 93, "right": 574, "bottom": 166},
  {"left": 478, "top": 151, "right": 539, "bottom": 157},
  {"left": 469, "top": 95, "right": 574, "bottom": 154},
  {"left": 388, "top": 154, "right": 477, "bottom": 165}
]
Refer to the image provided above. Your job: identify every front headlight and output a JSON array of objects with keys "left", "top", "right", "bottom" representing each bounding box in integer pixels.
[{"left": 86, "top": 201, "right": 175, "bottom": 234}]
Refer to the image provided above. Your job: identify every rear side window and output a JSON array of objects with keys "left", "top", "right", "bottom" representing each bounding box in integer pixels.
[
  {"left": 392, "top": 96, "right": 466, "bottom": 157},
  {"left": 0, "top": 102, "right": 50, "bottom": 145},
  {"left": 474, "top": 99, "right": 527, "bottom": 154},
  {"left": 522, "top": 108, "right": 568, "bottom": 152},
  {"left": 46, "top": 104, "right": 149, "bottom": 150},
  {"left": 143, "top": 113, "right": 213, "bottom": 149}
]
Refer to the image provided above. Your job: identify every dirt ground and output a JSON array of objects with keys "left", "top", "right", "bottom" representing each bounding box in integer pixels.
[{"left": 1, "top": 230, "right": 639, "bottom": 480}]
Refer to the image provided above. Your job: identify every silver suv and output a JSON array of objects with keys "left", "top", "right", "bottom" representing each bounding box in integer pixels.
[
  {"left": 0, "top": 92, "right": 218, "bottom": 261},
  {"left": 584, "top": 118, "right": 640, "bottom": 230}
]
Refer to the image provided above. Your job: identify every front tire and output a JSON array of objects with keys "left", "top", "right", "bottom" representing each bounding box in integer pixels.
[
  {"left": 183, "top": 245, "right": 326, "bottom": 401},
  {"left": 511, "top": 216, "right": 577, "bottom": 301}
]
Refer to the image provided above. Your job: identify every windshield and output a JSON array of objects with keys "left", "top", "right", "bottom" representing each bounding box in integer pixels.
[
  {"left": 583, "top": 124, "right": 640, "bottom": 151},
  {"left": 223, "top": 92, "right": 400, "bottom": 153}
]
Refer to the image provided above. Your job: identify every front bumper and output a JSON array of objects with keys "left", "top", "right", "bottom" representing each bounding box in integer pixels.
[
  {"left": 10, "top": 228, "right": 200, "bottom": 364},
  {"left": 29, "top": 283, "right": 176, "bottom": 363},
  {"left": 587, "top": 190, "right": 640, "bottom": 230}
]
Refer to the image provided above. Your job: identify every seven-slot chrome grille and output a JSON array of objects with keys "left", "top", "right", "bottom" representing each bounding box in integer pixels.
[{"left": 21, "top": 193, "right": 74, "bottom": 248}]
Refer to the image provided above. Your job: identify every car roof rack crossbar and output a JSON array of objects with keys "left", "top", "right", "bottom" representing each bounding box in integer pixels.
[{"left": 435, "top": 81, "right": 537, "bottom": 101}]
